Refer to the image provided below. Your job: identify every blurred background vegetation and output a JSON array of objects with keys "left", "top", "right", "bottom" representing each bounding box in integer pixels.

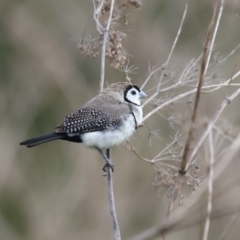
[{"left": 0, "top": 0, "right": 240, "bottom": 239}]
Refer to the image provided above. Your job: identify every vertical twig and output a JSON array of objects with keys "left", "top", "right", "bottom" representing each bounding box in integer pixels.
[
  {"left": 106, "top": 149, "right": 121, "bottom": 240},
  {"left": 93, "top": 0, "right": 104, "bottom": 32},
  {"left": 202, "top": 130, "right": 214, "bottom": 240},
  {"left": 99, "top": 0, "right": 115, "bottom": 93},
  {"left": 205, "top": 0, "right": 224, "bottom": 74},
  {"left": 181, "top": 0, "right": 218, "bottom": 171},
  {"left": 94, "top": 0, "right": 121, "bottom": 239},
  {"left": 157, "top": 4, "right": 188, "bottom": 90}
]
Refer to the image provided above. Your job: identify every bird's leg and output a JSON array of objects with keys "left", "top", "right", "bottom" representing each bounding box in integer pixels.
[
  {"left": 106, "top": 148, "right": 111, "bottom": 159},
  {"left": 104, "top": 148, "right": 113, "bottom": 172},
  {"left": 96, "top": 148, "right": 114, "bottom": 172}
]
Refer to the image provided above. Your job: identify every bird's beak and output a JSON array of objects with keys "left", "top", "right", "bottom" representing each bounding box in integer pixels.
[{"left": 139, "top": 90, "right": 147, "bottom": 99}]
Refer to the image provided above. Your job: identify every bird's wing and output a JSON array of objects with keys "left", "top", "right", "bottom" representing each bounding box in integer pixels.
[
  {"left": 83, "top": 94, "right": 131, "bottom": 116},
  {"left": 55, "top": 107, "right": 124, "bottom": 134}
]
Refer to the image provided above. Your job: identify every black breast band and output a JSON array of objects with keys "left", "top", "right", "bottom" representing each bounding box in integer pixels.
[{"left": 128, "top": 104, "right": 138, "bottom": 130}]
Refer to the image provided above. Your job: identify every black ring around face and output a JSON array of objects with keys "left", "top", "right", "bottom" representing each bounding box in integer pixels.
[{"left": 124, "top": 85, "right": 141, "bottom": 106}]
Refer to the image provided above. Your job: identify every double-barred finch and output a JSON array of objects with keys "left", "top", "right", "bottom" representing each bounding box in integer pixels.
[{"left": 20, "top": 82, "right": 147, "bottom": 171}]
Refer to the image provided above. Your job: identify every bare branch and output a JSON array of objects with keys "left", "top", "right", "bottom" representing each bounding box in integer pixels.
[
  {"left": 93, "top": 0, "right": 104, "bottom": 33},
  {"left": 93, "top": 1, "right": 121, "bottom": 239},
  {"left": 205, "top": 0, "right": 224, "bottom": 75},
  {"left": 228, "top": 49, "right": 240, "bottom": 88},
  {"left": 141, "top": 65, "right": 163, "bottom": 89},
  {"left": 157, "top": 4, "right": 188, "bottom": 90},
  {"left": 202, "top": 130, "right": 214, "bottom": 240},
  {"left": 181, "top": 1, "right": 218, "bottom": 171},
  {"left": 219, "top": 43, "right": 240, "bottom": 63},
  {"left": 152, "top": 132, "right": 181, "bottom": 162},
  {"left": 98, "top": 0, "right": 115, "bottom": 92},
  {"left": 202, "top": 69, "right": 240, "bottom": 93},
  {"left": 107, "top": 166, "right": 121, "bottom": 240}
]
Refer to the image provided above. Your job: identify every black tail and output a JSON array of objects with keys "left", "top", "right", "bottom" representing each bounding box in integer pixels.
[{"left": 20, "top": 132, "right": 64, "bottom": 148}]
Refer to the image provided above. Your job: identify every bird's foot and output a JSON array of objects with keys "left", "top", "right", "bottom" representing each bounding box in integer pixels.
[{"left": 102, "top": 162, "right": 115, "bottom": 172}]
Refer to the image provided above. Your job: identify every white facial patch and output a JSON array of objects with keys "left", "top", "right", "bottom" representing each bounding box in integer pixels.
[{"left": 125, "top": 87, "right": 141, "bottom": 105}]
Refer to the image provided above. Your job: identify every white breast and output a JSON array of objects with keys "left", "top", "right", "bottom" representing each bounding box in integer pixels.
[{"left": 81, "top": 106, "right": 142, "bottom": 149}]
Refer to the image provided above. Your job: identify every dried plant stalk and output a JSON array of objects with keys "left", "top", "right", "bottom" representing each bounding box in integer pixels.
[
  {"left": 202, "top": 131, "right": 214, "bottom": 240},
  {"left": 181, "top": 0, "right": 219, "bottom": 171}
]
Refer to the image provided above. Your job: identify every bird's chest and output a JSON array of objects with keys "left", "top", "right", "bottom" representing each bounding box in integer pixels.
[
  {"left": 118, "top": 113, "right": 137, "bottom": 138},
  {"left": 117, "top": 106, "right": 142, "bottom": 139},
  {"left": 81, "top": 110, "right": 141, "bottom": 149}
]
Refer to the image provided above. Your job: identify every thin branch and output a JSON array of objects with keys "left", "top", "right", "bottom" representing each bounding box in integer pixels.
[
  {"left": 142, "top": 91, "right": 159, "bottom": 108},
  {"left": 157, "top": 4, "right": 188, "bottom": 90},
  {"left": 152, "top": 135, "right": 180, "bottom": 162},
  {"left": 156, "top": 53, "right": 201, "bottom": 93},
  {"left": 204, "top": 0, "right": 224, "bottom": 75},
  {"left": 177, "top": 54, "right": 202, "bottom": 85},
  {"left": 202, "top": 130, "right": 214, "bottom": 240},
  {"left": 106, "top": 155, "right": 121, "bottom": 240},
  {"left": 203, "top": 82, "right": 240, "bottom": 89},
  {"left": 99, "top": 0, "right": 115, "bottom": 93},
  {"left": 212, "top": 125, "right": 234, "bottom": 143},
  {"left": 202, "top": 70, "right": 240, "bottom": 93},
  {"left": 143, "top": 88, "right": 195, "bottom": 122},
  {"left": 181, "top": 1, "right": 218, "bottom": 171},
  {"left": 219, "top": 43, "right": 240, "bottom": 63},
  {"left": 166, "top": 176, "right": 184, "bottom": 219},
  {"left": 94, "top": 0, "right": 120, "bottom": 239},
  {"left": 93, "top": 0, "right": 104, "bottom": 33},
  {"left": 228, "top": 49, "right": 240, "bottom": 89},
  {"left": 141, "top": 65, "right": 163, "bottom": 89}
]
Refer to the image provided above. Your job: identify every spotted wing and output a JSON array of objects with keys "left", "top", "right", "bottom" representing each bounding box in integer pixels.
[{"left": 55, "top": 107, "right": 121, "bottom": 134}]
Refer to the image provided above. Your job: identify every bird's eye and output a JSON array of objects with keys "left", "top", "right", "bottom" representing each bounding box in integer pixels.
[{"left": 131, "top": 90, "right": 136, "bottom": 95}]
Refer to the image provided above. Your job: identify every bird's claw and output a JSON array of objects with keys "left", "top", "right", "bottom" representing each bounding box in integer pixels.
[{"left": 102, "top": 162, "right": 115, "bottom": 173}]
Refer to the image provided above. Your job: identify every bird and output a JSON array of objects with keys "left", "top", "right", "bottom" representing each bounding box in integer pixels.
[{"left": 20, "top": 82, "right": 147, "bottom": 171}]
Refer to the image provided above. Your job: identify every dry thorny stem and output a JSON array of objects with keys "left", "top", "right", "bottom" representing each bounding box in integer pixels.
[
  {"left": 180, "top": 0, "right": 218, "bottom": 172},
  {"left": 202, "top": 130, "right": 214, "bottom": 240}
]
